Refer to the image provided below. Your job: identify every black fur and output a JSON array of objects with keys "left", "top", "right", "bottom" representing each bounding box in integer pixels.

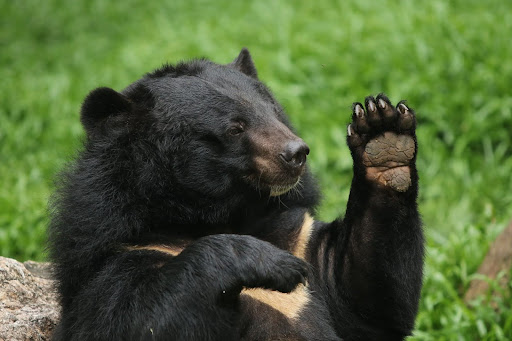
[{"left": 48, "top": 49, "right": 424, "bottom": 340}]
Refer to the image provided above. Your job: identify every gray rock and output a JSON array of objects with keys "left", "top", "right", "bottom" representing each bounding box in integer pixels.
[{"left": 0, "top": 257, "right": 59, "bottom": 341}]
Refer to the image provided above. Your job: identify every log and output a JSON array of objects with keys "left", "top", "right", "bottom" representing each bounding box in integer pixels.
[{"left": 464, "top": 221, "right": 512, "bottom": 304}]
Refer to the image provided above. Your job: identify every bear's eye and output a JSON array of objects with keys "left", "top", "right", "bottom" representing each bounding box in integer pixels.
[{"left": 227, "top": 123, "right": 245, "bottom": 136}]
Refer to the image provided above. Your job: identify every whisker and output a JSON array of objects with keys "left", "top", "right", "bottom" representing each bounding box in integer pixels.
[
  {"left": 278, "top": 196, "right": 289, "bottom": 209},
  {"left": 257, "top": 171, "right": 263, "bottom": 198},
  {"left": 292, "top": 178, "right": 304, "bottom": 199}
]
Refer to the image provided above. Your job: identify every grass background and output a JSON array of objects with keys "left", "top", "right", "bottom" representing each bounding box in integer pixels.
[{"left": 1, "top": 0, "right": 511, "bottom": 339}]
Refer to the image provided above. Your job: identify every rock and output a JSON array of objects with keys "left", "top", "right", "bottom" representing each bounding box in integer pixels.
[
  {"left": 0, "top": 257, "right": 59, "bottom": 341},
  {"left": 464, "top": 221, "right": 512, "bottom": 305}
]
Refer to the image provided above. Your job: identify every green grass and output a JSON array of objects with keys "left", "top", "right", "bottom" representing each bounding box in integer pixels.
[{"left": 1, "top": 0, "right": 511, "bottom": 339}]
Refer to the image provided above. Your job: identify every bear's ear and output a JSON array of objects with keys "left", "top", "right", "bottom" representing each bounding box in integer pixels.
[
  {"left": 80, "top": 87, "right": 132, "bottom": 137},
  {"left": 230, "top": 48, "right": 258, "bottom": 79}
]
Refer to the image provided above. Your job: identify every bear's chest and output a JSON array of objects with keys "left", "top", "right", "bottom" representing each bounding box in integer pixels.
[
  {"left": 133, "top": 211, "right": 340, "bottom": 340},
  {"left": 238, "top": 282, "right": 340, "bottom": 341}
]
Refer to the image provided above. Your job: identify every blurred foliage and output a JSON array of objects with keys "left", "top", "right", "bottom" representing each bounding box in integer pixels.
[{"left": 1, "top": 0, "right": 511, "bottom": 338}]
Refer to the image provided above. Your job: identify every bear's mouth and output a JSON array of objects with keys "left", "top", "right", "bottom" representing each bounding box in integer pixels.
[
  {"left": 246, "top": 126, "right": 308, "bottom": 197},
  {"left": 244, "top": 173, "right": 301, "bottom": 197},
  {"left": 269, "top": 179, "right": 301, "bottom": 197},
  {"left": 246, "top": 154, "right": 306, "bottom": 197}
]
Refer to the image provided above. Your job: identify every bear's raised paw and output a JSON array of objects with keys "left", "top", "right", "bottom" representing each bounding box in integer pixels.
[{"left": 347, "top": 94, "right": 417, "bottom": 192}]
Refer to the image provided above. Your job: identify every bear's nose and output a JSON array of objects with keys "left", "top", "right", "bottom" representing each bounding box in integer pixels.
[{"left": 280, "top": 140, "right": 310, "bottom": 168}]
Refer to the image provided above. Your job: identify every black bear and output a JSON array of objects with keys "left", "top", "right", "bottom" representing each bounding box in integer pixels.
[{"left": 48, "top": 48, "right": 424, "bottom": 341}]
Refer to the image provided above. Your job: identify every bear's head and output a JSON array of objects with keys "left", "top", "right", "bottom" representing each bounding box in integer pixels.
[{"left": 79, "top": 49, "right": 315, "bottom": 224}]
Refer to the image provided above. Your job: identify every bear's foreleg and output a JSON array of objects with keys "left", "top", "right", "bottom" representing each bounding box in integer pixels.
[
  {"left": 309, "top": 95, "right": 424, "bottom": 340},
  {"left": 53, "top": 235, "right": 308, "bottom": 341}
]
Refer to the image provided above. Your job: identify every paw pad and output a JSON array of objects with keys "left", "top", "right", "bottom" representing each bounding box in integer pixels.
[{"left": 363, "top": 132, "right": 415, "bottom": 192}]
